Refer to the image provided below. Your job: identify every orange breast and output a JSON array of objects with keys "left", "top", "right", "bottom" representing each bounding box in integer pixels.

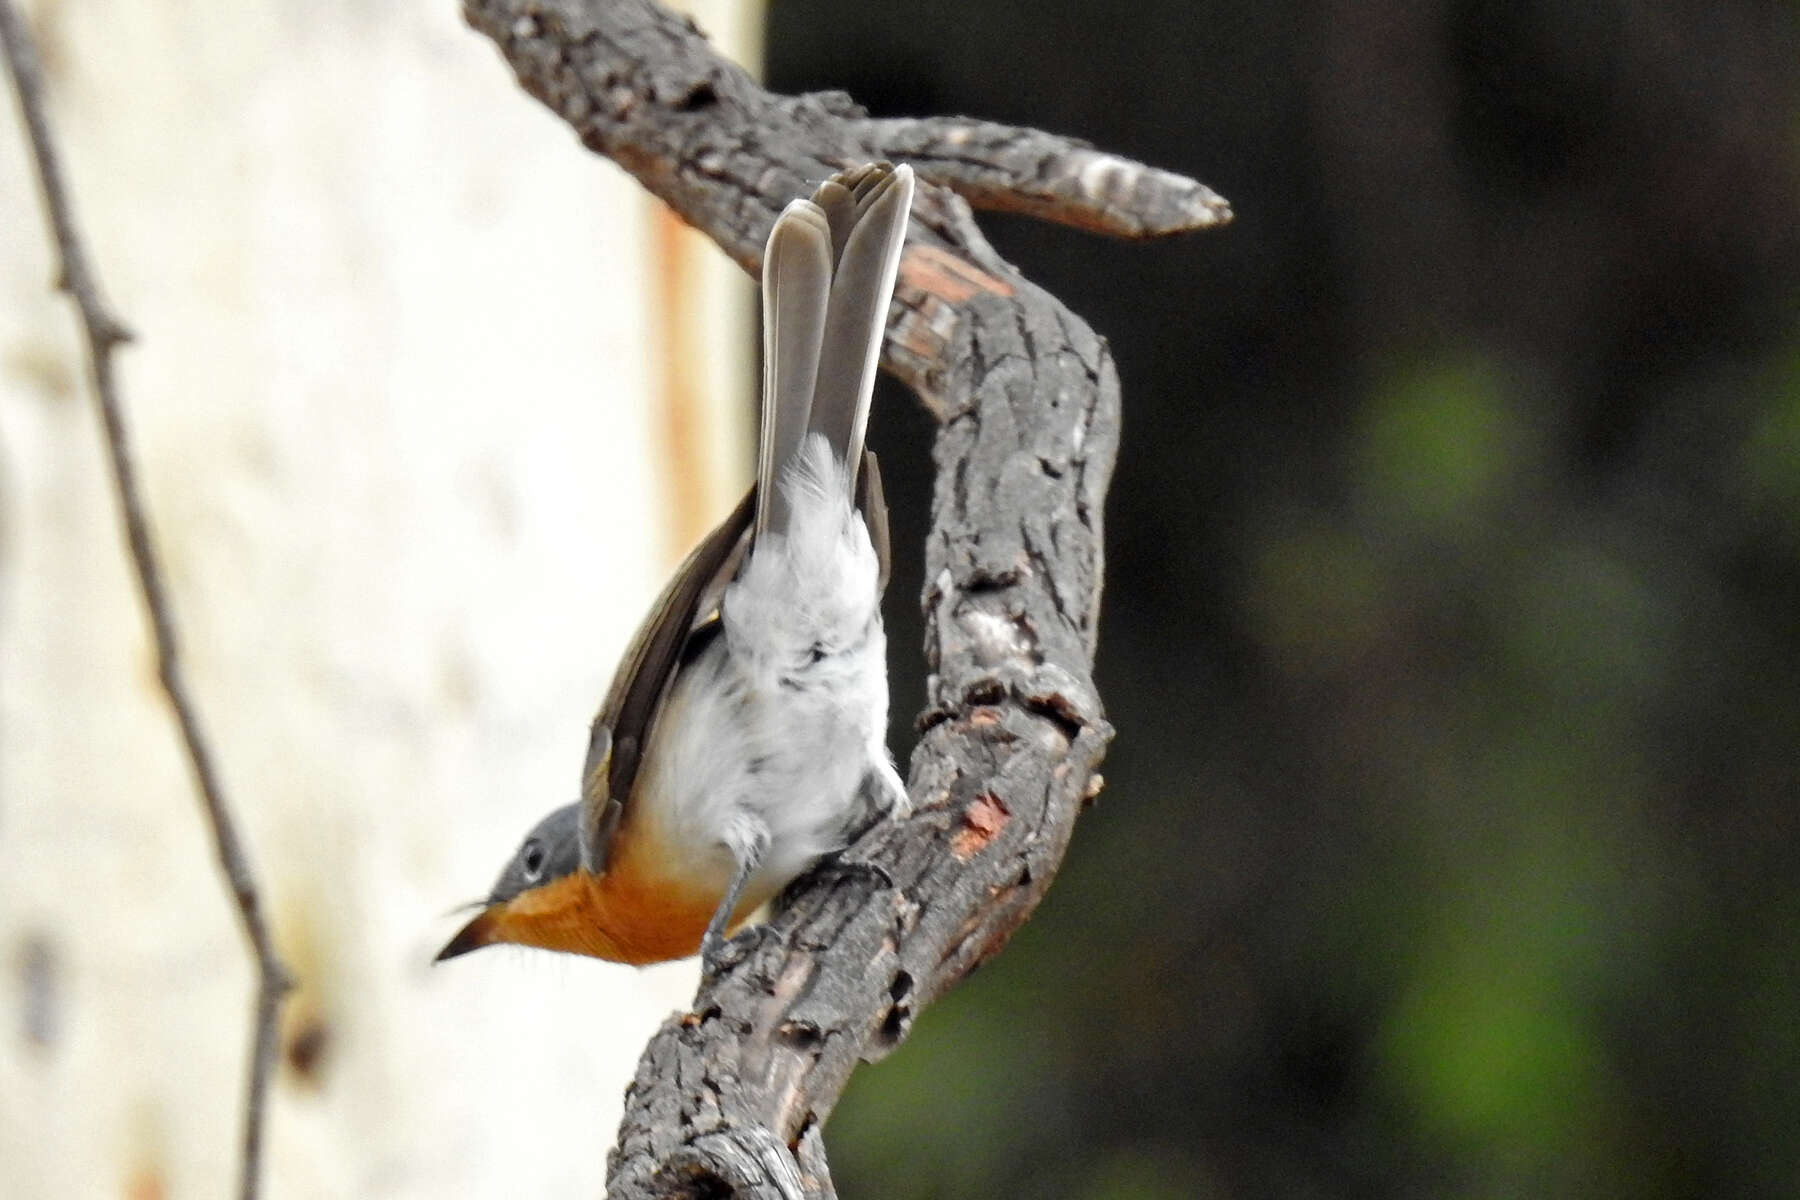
[
  {"left": 587, "top": 859, "right": 723, "bottom": 964},
  {"left": 492, "top": 826, "right": 762, "bottom": 965}
]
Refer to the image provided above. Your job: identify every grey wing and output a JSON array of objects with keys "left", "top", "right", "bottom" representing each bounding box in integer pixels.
[{"left": 578, "top": 488, "right": 756, "bottom": 872}]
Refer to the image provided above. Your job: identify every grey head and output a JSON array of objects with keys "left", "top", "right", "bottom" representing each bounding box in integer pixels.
[
  {"left": 436, "top": 800, "right": 585, "bottom": 963},
  {"left": 487, "top": 801, "right": 583, "bottom": 905}
]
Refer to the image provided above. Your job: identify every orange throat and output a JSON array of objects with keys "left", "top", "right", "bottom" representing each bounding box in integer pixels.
[{"left": 486, "top": 865, "right": 738, "bottom": 966}]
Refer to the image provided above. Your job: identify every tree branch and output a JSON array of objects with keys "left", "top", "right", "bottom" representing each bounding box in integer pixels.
[
  {"left": 459, "top": 1, "right": 1228, "bottom": 1194},
  {"left": 855, "top": 115, "right": 1232, "bottom": 237},
  {"left": 0, "top": 6, "right": 292, "bottom": 1200}
]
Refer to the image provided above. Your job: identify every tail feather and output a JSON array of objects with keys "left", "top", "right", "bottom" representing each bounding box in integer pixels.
[
  {"left": 756, "top": 201, "right": 832, "bottom": 539},
  {"left": 809, "top": 166, "right": 913, "bottom": 486},
  {"left": 755, "top": 163, "right": 914, "bottom": 539}
]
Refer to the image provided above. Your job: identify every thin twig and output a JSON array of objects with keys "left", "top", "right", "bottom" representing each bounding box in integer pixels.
[{"left": 0, "top": 5, "right": 292, "bottom": 1199}]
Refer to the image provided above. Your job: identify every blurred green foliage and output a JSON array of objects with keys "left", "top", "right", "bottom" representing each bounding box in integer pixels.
[{"left": 770, "top": 1, "right": 1800, "bottom": 1195}]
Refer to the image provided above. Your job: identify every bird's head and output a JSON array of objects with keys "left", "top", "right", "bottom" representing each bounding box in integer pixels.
[{"left": 436, "top": 802, "right": 599, "bottom": 961}]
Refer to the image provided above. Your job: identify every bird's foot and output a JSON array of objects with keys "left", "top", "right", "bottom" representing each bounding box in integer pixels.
[
  {"left": 698, "top": 923, "right": 777, "bottom": 983},
  {"left": 812, "top": 853, "right": 895, "bottom": 891},
  {"left": 774, "top": 853, "right": 895, "bottom": 914}
]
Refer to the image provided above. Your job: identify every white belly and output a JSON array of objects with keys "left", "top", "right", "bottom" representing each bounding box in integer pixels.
[{"left": 629, "top": 448, "right": 900, "bottom": 901}]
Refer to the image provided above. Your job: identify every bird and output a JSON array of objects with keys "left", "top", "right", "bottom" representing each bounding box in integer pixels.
[{"left": 436, "top": 162, "right": 914, "bottom": 972}]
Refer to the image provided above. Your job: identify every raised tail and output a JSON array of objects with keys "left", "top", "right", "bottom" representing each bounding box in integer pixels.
[{"left": 755, "top": 162, "right": 914, "bottom": 539}]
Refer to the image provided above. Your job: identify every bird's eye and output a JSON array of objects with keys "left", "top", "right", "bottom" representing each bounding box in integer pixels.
[{"left": 521, "top": 840, "right": 546, "bottom": 882}]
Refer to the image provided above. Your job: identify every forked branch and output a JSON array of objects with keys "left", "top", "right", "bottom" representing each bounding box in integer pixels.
[{"left": 459, "top": 1, "right": 1230, "bottom": 1195}]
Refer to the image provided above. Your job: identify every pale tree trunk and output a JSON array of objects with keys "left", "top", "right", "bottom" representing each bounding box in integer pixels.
[{"left": 0, "top": 2, "right": 758, "bottom": 1197}]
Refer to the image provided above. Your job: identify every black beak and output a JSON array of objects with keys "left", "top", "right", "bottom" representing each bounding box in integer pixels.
[{"left": 435, "top": 907, "right": 500, "bottom": 963}]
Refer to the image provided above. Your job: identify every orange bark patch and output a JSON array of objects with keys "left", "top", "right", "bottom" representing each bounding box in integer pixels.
[
  {"left": 124, "top": 1166, "right": 165, "bottom": 1200},
  {"left": 951, "top": 791, "right": 1011, "bottom": 858},
  {"left": 901, "top": 244, "right": 1015, "bottom": 302}
]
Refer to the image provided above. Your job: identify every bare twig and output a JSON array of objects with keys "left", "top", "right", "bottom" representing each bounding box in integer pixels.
[
  {"left": 856, "top": 115, "right": 1233, "bottom": 237},
  {"left": 0, "top": 5, "right": 292, "bottom": 1199},
  {"left": 462, "top": 1, "right": 1228, "bottom": 1196}
]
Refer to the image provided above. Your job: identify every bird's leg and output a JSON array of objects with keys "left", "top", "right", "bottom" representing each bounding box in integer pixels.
[
  {"left": 699, "top": 820, "right": 769, "bottom": 978},
  {"left": 699, "top": 856, "right": 756, "bottom": 972},
  {"left": 769, "top": 771, "right": 905, "bottom": 915},
  {"left": 802, "top": 768, "right": 906, "bottom": 892}
]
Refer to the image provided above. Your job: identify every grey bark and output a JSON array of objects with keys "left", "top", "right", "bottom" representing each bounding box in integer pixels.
[{"left": 459, "top": 1, "right": 1230, "bottom": 1195}]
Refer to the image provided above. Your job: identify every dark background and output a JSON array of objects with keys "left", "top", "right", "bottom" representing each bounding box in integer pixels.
[{"left": 766, "top": 2, "right": 1800, "bottom": 1197}]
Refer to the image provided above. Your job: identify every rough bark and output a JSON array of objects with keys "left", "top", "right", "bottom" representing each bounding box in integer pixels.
[{"left": 459, "top": 2, "right": 1229, "bottom": 1195}]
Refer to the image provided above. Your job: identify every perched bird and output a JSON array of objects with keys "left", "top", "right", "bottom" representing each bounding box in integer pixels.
[{"left": 437, "top": 163, "right": 914, "bottom": 970}]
